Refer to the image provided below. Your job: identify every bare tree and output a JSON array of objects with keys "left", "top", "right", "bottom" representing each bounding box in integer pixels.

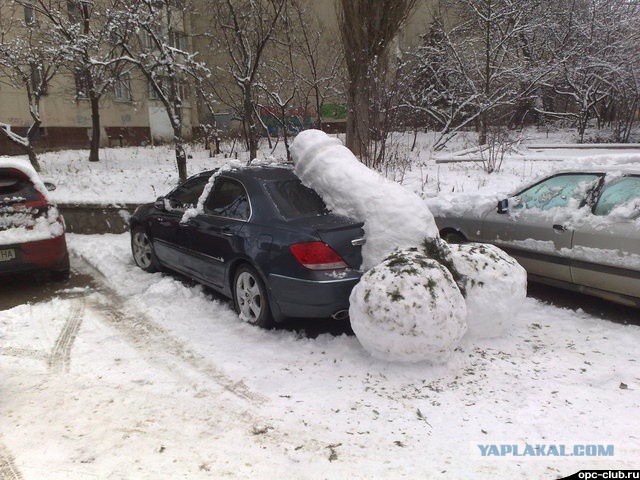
[
  {"left": 19, "top": 0, "right": 138, "bottom": 162},
  {"left": 538, "top": 0, "right": 640, "bottom": 142},
  {"left": 337, "top": 0, "right": 416, "bottom": 166},
  {"left": 205, "top": 0, "right": 286, "bottom": 162},
  {"left": 287, "top": 1, "right": 344, "bottom": 130},
  {"left": 0, "top": 4, "right": 64, "bottom": 171},
  {"left": 119, "top": 0, "right": 206, "bottom": 182},
  {"left": 400, "top": 0, "right": 556, "bottom": 150}
]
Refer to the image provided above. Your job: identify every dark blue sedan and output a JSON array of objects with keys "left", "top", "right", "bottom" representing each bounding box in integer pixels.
[{"left": 129, "top": 166, "right": 364, "bottom": 327}]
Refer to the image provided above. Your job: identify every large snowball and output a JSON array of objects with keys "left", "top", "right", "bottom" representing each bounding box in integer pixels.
[
  {"left": 349, "top": 248, "right": 467, "bottom": 363},
  {"left": 448, "top": 243, "right": 527, "bottom": 338},
  {"left": 290, "top": 130, "right": 439, "bottom": 269}
]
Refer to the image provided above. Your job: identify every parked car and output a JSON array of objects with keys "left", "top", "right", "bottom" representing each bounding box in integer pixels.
[
  {"left": 0, "top": 160, "right": 69, "bottom": 279},
  {"left": 434, "top": 168, "right": 640, "bottom": 307},
  {"left": 129, "top": 166, "right": 365, "bottom": 327}
]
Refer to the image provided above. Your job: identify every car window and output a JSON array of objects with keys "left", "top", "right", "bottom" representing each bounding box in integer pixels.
[
  {"left": 265, "top": 179, "right": 328, "bottom": 219},
  {"left": 166, "top": 176, "right": 208, "bottom": 211},
  {"left": 594, "top": 176, "right": 640, "bottom": 217},
  {"left": 512, "top": 174, "right": 601, "bottom": 211},
  {"left": 204, "top": 178, "right": 250, "bottom": 220},
  {"left": 0, "top": 169, "right": 42, "bottom": 204}
]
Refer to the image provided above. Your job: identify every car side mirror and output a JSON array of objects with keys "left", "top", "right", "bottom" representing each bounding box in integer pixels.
[
  {"left": 154, "top": 196, "right": 166, "bottom": 211},
  {"left": 497, "top": 198, "right": 509, "bottom": 214},
  {"left": 44, "top": 181, "right": 56, "bottom": 191}
]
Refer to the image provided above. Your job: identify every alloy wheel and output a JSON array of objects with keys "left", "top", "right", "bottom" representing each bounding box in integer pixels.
[
  {"left": 132, "top": 231, "right": 153, "bottom": 269},
  {"left": 235, "top": 271, "right": 263, "bottom": 323}
]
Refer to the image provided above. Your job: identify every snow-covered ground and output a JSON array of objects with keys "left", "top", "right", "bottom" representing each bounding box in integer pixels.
[
  {"left": 2, "top": 128, "right": 640, "bottom": 478},
  {"left": 1, "top": 233, "right": 638, "bottom": 479}
]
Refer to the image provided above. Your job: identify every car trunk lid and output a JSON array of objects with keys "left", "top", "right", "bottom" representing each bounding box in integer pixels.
[{"left": 288, "top": 214, "right": 365, "bottom": 270}]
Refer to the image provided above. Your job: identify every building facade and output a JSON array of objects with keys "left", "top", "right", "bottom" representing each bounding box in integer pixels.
[{"left": 0, "top": 1, "right": 198, "bottom": 155}]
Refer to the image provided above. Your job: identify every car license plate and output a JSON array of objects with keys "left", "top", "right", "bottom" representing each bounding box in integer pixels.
[{"left": 0, "top": 249, "right": 16, "bottom": 262}]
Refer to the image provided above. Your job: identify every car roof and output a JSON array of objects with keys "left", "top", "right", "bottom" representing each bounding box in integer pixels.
[
  {"left": 551, "top": 165, "right": 640, "bottom": 176},
  {"left": 190, "top": 164, "right": 294, "bottom": 182},
  {"left": 229, "top": 164, "right": 295, "bottom": 181}
]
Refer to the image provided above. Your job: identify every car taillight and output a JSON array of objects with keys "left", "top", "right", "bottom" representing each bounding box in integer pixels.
[{"left": 289, "top": 242, "right": 348, "bottom": 270}]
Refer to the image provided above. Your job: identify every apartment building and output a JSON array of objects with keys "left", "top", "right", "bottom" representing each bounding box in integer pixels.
[
  {"left": 0, "top": 1, "right": 198, "bottom": 155},
  {"left": 1, "top": 0, "right": 435, "bottom": 154}
]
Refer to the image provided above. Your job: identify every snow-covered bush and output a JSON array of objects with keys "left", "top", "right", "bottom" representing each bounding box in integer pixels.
[
  {"left": 289, "top": 129, "right": 439, "bottom": 269},
  {"left": 349, "top": 248, "right": 467, "bottom": 364}
]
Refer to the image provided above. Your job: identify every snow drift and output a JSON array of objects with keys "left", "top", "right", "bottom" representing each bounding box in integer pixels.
[{"left": 289, "top": 129, "right": 439, "bottom": 269}]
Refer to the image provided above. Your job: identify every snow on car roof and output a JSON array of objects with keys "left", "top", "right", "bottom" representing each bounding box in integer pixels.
[{"left": 0, "top": 157, "right": 50, "bottom": 200}]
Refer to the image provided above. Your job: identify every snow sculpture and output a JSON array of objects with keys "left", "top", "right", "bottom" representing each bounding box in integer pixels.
[
  {"left": 289, "top": 130, "right": 525, "bottom": 362},
  {"left": 448, "top": 243, "right": 528, "bottom": 338},
  {"left": 349, "top": 248, "right": 467, "bottom": 363},
  {"left": 289, "top": 129, "right": 439, "bottom": 269}
]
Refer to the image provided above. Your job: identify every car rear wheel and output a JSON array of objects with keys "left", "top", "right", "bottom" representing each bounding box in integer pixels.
[
  {"left": 233, "top": 264, "right": 273, "bottom": 329},
  {"left": 442, "top": 231, "right": 466, "bottom": 244},
  {"left": 131, "top": 228, "right": 161, "bottom": 272}
]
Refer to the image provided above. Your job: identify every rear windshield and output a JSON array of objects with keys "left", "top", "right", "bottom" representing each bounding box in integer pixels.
[
  {"left": 265, "top": 179, "right": 328, "bottom": 219},
  {"left": 0, "top": 169, "right": 42, "bottom": 204}
]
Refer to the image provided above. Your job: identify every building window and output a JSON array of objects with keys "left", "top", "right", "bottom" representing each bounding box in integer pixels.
[
  {"left": 23, "top": 5, "right": 37, "bottom": 26},
  {"left": 169, "top": 29, "right": 188, "bottom": 51},
  {"left": 67, "top": 1, "right": 82, "bottom": 23},
  {"left": 114, "top": 74, "right": 132, "bottom": 101},
  {"left": 176, "top": 80, "right": 190, "bottom": 102},
  {"left": 75, "top": 72, "right": 90, "bottom": 99},
  {"left": 148, "top": 77, "right": 189, "bottom": 103},
  {"left": 148, "top": 79, "right": 160, "bottom": 100},
  {"left": 141, "top": 30, "right": 155, "bottom": 50}
]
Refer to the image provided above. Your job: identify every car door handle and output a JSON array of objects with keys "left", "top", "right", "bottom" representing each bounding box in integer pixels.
[{"left": 552, "top": 224, "right": 566, "bottom": 232}]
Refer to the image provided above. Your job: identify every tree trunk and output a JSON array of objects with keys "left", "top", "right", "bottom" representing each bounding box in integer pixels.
[
  {"left": 244, "top": 87, "right": 258, "bottom": 161},
  {"left": 577, "top": 111, "right": 588, "bottom": 143},
  {"left": 314, "top": 85, "right": 323, "bottom": 130},
  {"left": 282, "top": 109, "right": 290, "bottom": 162},
  {"left": 89, "top": 94, "right": 101, "bottom": 162},
  {"left": 346, "top": 79, "right": 369, "bottom": 161},
  {"left": 27, "top": 147, "right": 41, "bottom": 172},
  {"left": 174, "top": 126, "right": 187, "bottom": 182},
  {"left": 478, "top": 113, "right": 488, "bottom": 146}
]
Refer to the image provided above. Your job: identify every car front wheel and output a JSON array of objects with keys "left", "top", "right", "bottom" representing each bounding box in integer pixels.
[
  {"left": 233, "top": 264, "right": 273, "bottom": 328},
  {"left": 131, "top": 228, "right": 161, "bottom": 272}
]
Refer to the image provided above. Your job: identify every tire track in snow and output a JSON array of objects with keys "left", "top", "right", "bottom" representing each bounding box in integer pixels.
[
  {"left": 73, "top": 254, "right": 266, "bottom": 405},
  {"left": 0, "top": 443, "right": 23, "bottom": 480},
  {"left": 66, "top": 252, "right": 343, "bottom": 460},
  {"left": 87, "top": 295, "right": 265, "bottom": 406},
  {"left": 48, "top": 301, "right": 86, "bottom": 373}
]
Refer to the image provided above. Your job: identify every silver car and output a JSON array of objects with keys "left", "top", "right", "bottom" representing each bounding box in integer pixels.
[{"left": 433, "top": 168, "right": 640, "bottom": 307}]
